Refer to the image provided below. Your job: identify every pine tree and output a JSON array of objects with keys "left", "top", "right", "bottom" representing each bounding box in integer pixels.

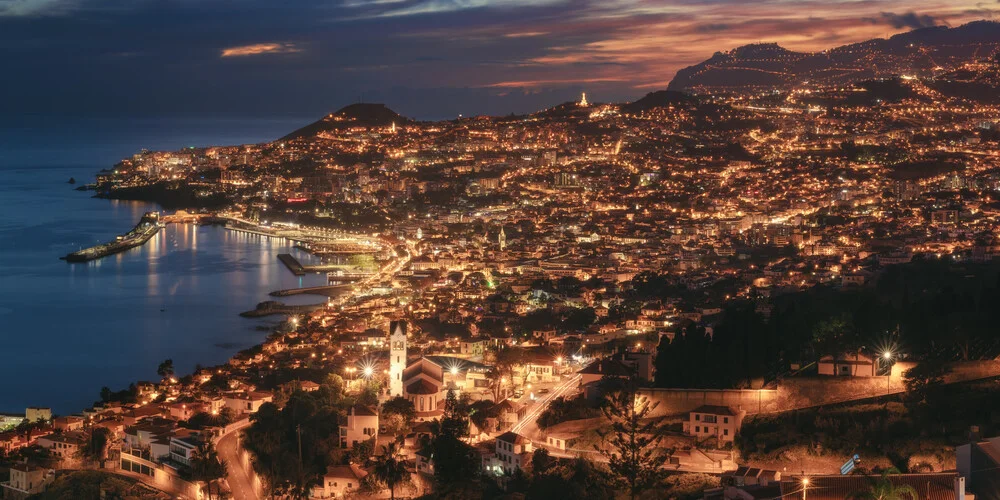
[{"left": 595, "top": 377, "right": 668, "bottom": 500}]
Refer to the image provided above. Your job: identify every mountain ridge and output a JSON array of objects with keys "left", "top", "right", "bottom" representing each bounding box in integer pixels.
[{"left": 668, "top": 21, "right": 1000, "bottom": 93}]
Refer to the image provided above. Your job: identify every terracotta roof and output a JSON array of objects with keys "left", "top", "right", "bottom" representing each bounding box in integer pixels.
[
  {"left": 780, "top": 473, "right": 958, "bottom": 500},
  {"left": 324, "top": 464, "right": 369, "bottom": 481},
  {"left": 496, "top": 431, "right": 529, "bottom": 445},
  {"left": 579, "top": 359, "right": 634, "bottom": 377},
  {"left": 406, "top": 379, "right": 440, "bottom": 395},
  {"left": 349, "top": 405, "right": 378, "bottom": 417},
  {"left": 691, "top": 405, "right": 741, "bottom": 416}
]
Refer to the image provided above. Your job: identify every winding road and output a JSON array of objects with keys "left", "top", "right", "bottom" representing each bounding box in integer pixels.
[{"left": 218, "top": 430, "right": 259, "bottom": 500}]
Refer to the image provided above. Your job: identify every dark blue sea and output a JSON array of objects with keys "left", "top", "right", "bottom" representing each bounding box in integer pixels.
[{"left": 0, "top": 115, "right": 328, "bottom": 414}]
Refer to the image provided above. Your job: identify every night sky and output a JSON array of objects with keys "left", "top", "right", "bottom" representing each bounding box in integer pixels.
[{"left": 1, "top": 0, "right": 995, "bottom": 119}]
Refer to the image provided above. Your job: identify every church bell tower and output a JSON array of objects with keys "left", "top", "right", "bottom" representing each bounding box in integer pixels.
[{"left": 389, "top": 321, "right": 407, "bottom": 397}]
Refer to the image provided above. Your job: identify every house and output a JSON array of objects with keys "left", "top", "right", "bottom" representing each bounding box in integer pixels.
[
  {"left": 167, "top": 402, "right": 205, "bottom": 421},
  {"left": 36, "top": 432, "right": 86, "bottom": 466},
  {"left": 0, "top": 463, "right": 55, "bottom": 500},
  {"left": 51, "top": 415, "right": 85, "bottom": 432},
  {"left": 683, "top": 405, "right": 745, "bottom": 443},
  {"left": 493, "top": 400, "right": 525, "bottom": 430},
  {"left": 544, "top": 432, "right": 576, "bottom": 452},
  {"left": 957, "top": 434, "right": 1000, "bottom": 499},
  {"left": 779, "top": 473, "right": 963, "bottom": 500},
  {"left": 340, "top": 405, "right": 378, "bottom": 449},
  {"left": 168, "top": 435, "right": 202, "bottom": 466},
  {"left": 579, "top": 359, "right": 635, "bottom": 387},
  {"left": 123, "top": 420, "right": 177, "bottom": 462},
  {"left": 617, "top": 350, "right": 654, "bottom": 382},
  {"left": 724, "top": 466, "right": 781, "bottom": 487},
  {"left": 311, "top": 464, "right": 369, "bottom": 499},
  {"left": 415, "top": 448, "right": 435, "bottom": 475},
  {"left": 25, "top": 408, "right": 52, "bottom": 423},
  {"left": 224, "top": 391, "right": 273, "bottom": 414},
  {"left": 492, "top": 431, "right": 532, "bottom": 475},
  {"left": 460, "top": 340, "right": 486, "bottom": 358},
  {"left": 818, "top": 352, "right": 876, "bottom": 377}
]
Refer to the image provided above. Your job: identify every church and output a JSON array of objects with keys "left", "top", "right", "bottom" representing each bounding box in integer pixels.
[{"left": 387, "top": 321, "right": 493, "bottom": 421}]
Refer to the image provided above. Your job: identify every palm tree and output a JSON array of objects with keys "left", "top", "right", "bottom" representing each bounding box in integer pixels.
[
  {"left": 373, "top": 439, "right": 409, "bottom": 500},
  {"left": 190, "top": 441, "right": 228, "bottom": 500},
  {"left": 846, "top": 468, "right": 919, "bottom": 500}
]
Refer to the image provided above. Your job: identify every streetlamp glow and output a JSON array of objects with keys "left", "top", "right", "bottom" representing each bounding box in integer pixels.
[{"left": 364, "top": 366, "right": 373, "bottom": 378}]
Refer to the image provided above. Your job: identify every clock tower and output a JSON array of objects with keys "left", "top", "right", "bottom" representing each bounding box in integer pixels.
[{"left": 389, "top": 320, "right": 407, "bottom": 397}]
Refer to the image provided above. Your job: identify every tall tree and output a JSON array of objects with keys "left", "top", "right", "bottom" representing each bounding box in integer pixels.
[
  {"left": 77, "top": 427, "right": 112, "bottom": 468},
  {"left": 157, "top": 359, "right": 175, "bottom": 379},
  {"left": 595, "top": 377, "right": 668, "bottom": 500},
  {"left": 432, "top": 390, "right": 479, "bottom": 484},
  {"left": 190, "top": 440, "right": 228, "bottom": 500},
  {"left": 373, "top": 439, "right": 409, "bottom": 500}
]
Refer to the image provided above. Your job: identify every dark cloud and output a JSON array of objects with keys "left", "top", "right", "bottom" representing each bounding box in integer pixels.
[
  {"left": 878, "top": 11, "right": 943, "bottom": 29},
  {"left": 0, "top": 0, "right": 988, "bottom": 119},
  {"left": 696, "top": 23, "right": 731, "bottom": 33}
]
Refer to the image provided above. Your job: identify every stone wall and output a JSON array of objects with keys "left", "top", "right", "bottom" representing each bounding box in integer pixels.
[
  {"left": 640, "top": 360, "right": 1000, "bottom": 417},
  {"left": 639, "top": 388, "right": 778, "bottom": 417}
]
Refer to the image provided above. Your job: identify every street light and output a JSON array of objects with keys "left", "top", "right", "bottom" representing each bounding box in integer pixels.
[
  {"left": 882, "top": 351, "right": 893, "bottom": 399},
  {"left": 363, "top": 366, "right": 374, "bottom": 378},
  {"left": 801, "top": 478, "right": 810, "bottom": 500}
]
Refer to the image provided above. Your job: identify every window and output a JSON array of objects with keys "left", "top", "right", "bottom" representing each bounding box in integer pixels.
[
  {"left": 724, "top": 429, "right": 729, "bottom": 436},
  {"left": 723, "top": 417, "right": 729, "bottom": 424},
  {"left": 695, "top": 414, "right": 700, "bottom": 421},
  {"left": 695, "top": 426, "right": 700, "bottom": 433}
]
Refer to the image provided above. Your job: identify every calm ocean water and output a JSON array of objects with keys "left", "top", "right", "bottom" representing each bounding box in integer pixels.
[{"left": 0, "top": 116, "right": 328, "bottom": 414}]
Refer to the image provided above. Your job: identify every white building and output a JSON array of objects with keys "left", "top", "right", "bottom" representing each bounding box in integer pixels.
[
  {"left": 683, "top": 405, "right": 746, "bottom": 443},
  {"left": 340, "top": 406, "right": 378, "bottom": 449},
  {"left": 390, "top": 321, "right": 407, "bottom": 397},
  {"left": 493, "top": 431, "right": 533, "bottom": 475}
]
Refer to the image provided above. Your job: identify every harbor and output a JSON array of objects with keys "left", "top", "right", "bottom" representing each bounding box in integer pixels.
[{"left": 60, "top": 211, "right": 163, "bottom": 262}]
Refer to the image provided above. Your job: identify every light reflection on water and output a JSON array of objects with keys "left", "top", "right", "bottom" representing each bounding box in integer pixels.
[{"left": 0, "top": 165, "right": 334, "bottom": 414}]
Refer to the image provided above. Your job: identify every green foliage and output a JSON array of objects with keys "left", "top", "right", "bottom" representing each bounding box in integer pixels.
[
  {"left": 242, "top": 389, "right": 351, "bottom": 495},
  {"left": 595, "top": 379, "right": 669, "bottom": 500},
  {"left": 184, "top": 409, "right": 235, "bottom": 430},
  {"left": 846, "top": 468, "right": 919, "bottom": 500},
  {"left": 373, "top": 439, "right": 410, "bottom": 500},
  {"left": 189, "top": 441, "right": 228, "bottom": 500},
  {"left": 29, "top": 471, "right": 147, "bottom": 500},
  {"left": 77, "top": 427, "right": 112, "bottom": 467},
  {"left": 431, "top": 390, "right": 480, "bottom": 484},
  {"left": 736, "top": 380, "right": 1000, "bottom": 464},
  {"left": 525, "top": 457, "right": 616, "bottom": 500},
  {"left": 156, "top": 358, "right": 175, "bottom": 378},
  {"left": 537, "top": 394, "right": 600, "bottom": 430},
  {"left": 381, "top": 397, "right": 416, "bottom": 435},
  {"left": 654, "top": 259, "right": 1000, "bottom": 389}
]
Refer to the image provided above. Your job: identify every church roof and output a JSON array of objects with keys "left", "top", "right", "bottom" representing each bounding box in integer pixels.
[{"left": 406, "top": 379, "right": 440, "bottom": 395}]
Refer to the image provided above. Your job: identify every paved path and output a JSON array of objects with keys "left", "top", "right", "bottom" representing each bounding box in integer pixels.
[
  {"left": 511, "top": 373, "right": 581, "bottom": 437},
  {"left": 218, "top": 431, "right": 259, "bottom": 500}
]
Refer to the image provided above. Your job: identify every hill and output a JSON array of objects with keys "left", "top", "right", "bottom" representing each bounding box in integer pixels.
[
  {"left": 620, "top": 90, "right": 695, "bottom": 114},
  {"left": 281, "top": 103, "right": 411, "bottom": 140},
  {"left": 668, "top": 21, "right": 1000, "bottom": 93}
]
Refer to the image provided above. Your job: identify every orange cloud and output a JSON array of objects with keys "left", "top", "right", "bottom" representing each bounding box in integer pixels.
[{"left": 220, "top": 42, "right": 301, "bottom": 58}]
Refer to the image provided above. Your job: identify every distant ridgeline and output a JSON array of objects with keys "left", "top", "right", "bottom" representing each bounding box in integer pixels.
[{"left": 668, "top": 21, "right": 1000, "bottom": 98}]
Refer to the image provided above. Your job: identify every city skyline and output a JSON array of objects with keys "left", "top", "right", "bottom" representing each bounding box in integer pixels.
[{"left": 1, "top": 0, "right": 995, "bottom": 119}]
